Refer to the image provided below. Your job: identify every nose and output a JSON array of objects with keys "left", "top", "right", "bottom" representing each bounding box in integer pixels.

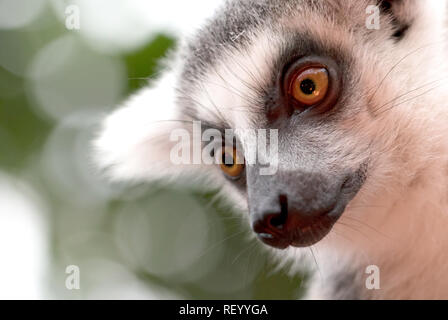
[{"left": 252, "top": 194, "right": 339, "bottom": 249}]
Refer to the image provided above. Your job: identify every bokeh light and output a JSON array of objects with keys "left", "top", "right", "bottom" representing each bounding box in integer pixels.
[
  {"left": 0, "top": 172, "right": 48, "bottom": 299},
  {"left": 27, "top": 34, "right": 126, "bottom": 121},
  {"left": 0, "top": 0, "right": 46, "bottom": 30},
  {"left": 0, "top": 1, "right": 305, "bottom": 299}
]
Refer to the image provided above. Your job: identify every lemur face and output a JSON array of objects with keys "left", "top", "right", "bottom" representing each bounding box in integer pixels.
[{"left": 95, "top": 0, "right": 448, "bottom": 250}]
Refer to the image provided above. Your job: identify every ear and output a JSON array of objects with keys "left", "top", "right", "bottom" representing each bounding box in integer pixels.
[
  {"left": 378, "top": 0, "right": 446, "bottom": 39},
  {"left": 93, "top": 70, "right": 200, "bottom": 183}
]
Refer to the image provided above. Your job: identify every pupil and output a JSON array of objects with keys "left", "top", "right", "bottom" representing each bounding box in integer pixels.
[
  {"left": 300, "top": 79, "right": 316, "bottom": 95},
  {"left": 222, "top": 153, "right": 234, "bottom": 167}
]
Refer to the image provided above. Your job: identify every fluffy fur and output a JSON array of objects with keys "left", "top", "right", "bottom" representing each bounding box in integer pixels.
[{"left": 94, "top": 0, "right": 448, "bottom": 299}]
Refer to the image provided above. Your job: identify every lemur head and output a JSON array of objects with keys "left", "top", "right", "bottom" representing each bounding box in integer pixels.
[{"left": 95, "top": 0, "right": 448, "bottom": 250}]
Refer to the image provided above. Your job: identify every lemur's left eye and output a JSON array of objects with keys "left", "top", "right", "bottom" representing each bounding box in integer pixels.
[
  {"left": 282, "top": 57, "right": 341, "bottom": 115},
  {"left": 290, "top": 67, "right": 329, "bottom": 106},
  {"left": 220, "top": 147, "right": 245, "bottom": 179}
]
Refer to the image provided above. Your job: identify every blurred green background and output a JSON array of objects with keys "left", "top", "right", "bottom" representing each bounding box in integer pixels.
[{"left": 0, "top": 0, "right": 305, "bottom": 299}]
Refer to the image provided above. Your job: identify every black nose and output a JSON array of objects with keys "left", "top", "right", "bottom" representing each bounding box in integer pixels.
[{"left": 252, "top": 195, "right": 339, "bottom": 249}]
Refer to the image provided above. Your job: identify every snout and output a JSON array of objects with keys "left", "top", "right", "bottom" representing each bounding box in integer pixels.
[
  {"left": 247, "top": 166, "right": 366, "bottom": 249},
  {"left": 252, "top": 194, "right": 343, "bottom": 249}
]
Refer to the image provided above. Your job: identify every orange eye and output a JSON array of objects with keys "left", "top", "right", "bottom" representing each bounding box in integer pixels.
[
  {"left": 290, "top": 67, "right": 329, "bottom": 106},
  {"left": 219, "top": 147, "right": 245, "bottom": 178}
]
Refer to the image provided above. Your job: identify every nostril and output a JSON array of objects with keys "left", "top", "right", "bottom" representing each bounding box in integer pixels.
[{"left": 268, "top": 195, "right": 288, "bottom": 229}]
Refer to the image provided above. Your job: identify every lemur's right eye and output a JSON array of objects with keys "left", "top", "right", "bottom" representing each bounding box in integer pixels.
[{"left": 219, "top": 146, "right": 245, "bottom": 179}]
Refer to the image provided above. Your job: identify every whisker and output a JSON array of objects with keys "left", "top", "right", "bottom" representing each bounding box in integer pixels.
[
  {"left": 377, "top": 82, "right": 448, "bottom": 116},
  {"left": 196, "top": 229, "right": 247, "bottom": 261},
  {"left": 342, "top": 216, "right": 394, "bottom": 242},
  {"left": 308, "top": 245, "right": 322, "bottom": 280},
  {"left": 373, "top": 76, "right": 448, "bottom": 114},
  {"left": 336, "top": 220, "right": 375, "bottom": 243},
  {"left": 368, "top": 40, "right": 448, "bottom": 104},
  {"left": 198, "top": 82, "right": 230, "bottom": 126},
  {"left": 210, "top": 63, "right": 263, "bottom": 107},
  {"left": 232, "top": 240, "right": 258, "bottom": 265},
  {"left": 244, "top": 242, "right": 259, "bottom": 287}
]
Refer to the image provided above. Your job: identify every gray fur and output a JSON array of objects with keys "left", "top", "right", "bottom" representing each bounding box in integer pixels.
[{"left": 177, "top": 0, "right": 411, "bottom": 123}]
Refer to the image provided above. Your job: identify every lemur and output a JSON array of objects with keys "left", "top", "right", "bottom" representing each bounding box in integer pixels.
[{"left": 94, "top": 0, "right": 448, "bottom": 299}]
